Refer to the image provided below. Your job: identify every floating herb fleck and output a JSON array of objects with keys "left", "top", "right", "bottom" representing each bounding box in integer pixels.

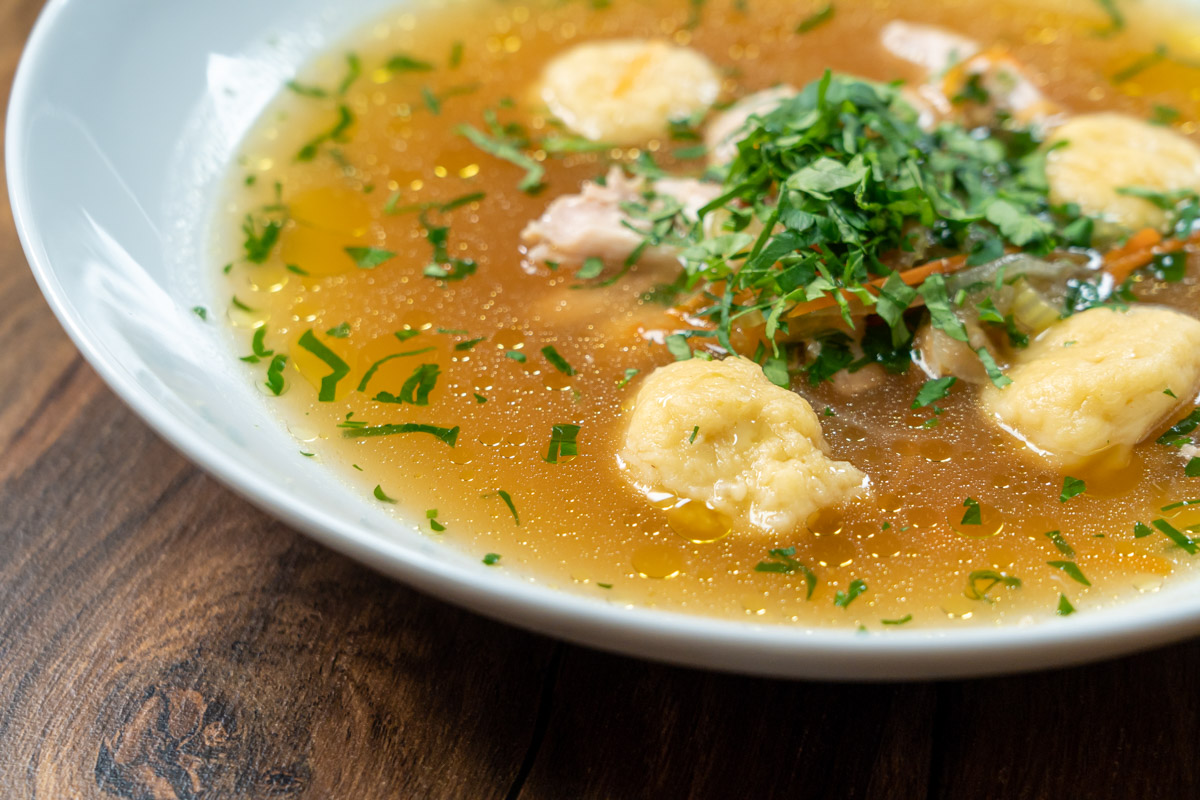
[
  {"left": 541, "top": 345, "right": 575, "bottom": 376},
  {"left": 1044, "top": 530, "right": 1075, "bottom": 558},
  {"left": 343, "top": 423, "right": 460, "bottom": 447},
  {"left": 795, "top": 2, "right": 834, "bottom": 34},
  {"left": 965, "top": 570, "right": 1021, "bottom": 602},
  {"left": 345, "top": 246, "right": 396, "bottom": 269},
  {"left": 754, "top": 546, "right": 818, "bottom": 599},
  {"left": 545, "top": 423, "right": 581, "bottom": 464},
  {"left": 374, "top": 484, "right": 397, "bottom": 503},
  {"left": 483, "top": 552, "right": 502, "bottom": 565},
  {"left": 834, "top": 579, "right": 867, "bottom": 608},
  {"left": 1057, "top": 594, "right": 1076, "bottom": 616},
  {"left": 263, "top": 354, "right": 287, "bottom": 396},
  {"left": 1048, "top": 560, "right": 1091, "bottom": 586},
  {"left": 1059, "top": 476, "right": 1087, "bottom": 502},
  {"left": 297, "top": 329, "right": 350, "bottom": 401}
]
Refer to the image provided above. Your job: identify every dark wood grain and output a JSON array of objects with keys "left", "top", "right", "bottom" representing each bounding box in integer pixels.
[{"left": 3, "top": 1, "right": 1200, "bottom": 798}]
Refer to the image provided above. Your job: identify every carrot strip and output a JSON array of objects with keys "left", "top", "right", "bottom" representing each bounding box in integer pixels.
[{"left": 785, "top": 254, "right": 968, "bottom": 318}]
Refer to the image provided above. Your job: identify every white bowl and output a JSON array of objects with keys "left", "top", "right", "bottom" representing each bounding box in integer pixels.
[{"left": 10, "top": 0, "right": 1200, "bottom": 680}]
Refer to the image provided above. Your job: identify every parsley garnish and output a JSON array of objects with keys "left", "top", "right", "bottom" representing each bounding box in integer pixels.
[
  {"left": 1048, "top": 560, "right": 1091, "bottom": 586},
  {"left": 326, "top": 322, "right": 351, "bottom": 338},
  {"left": 834, "top": 579, "right": 867, "bottom": 608},
  {"left": 1056, "top": 595, "right": 1076, "bottom": 616},
  {"left": 297, "top": 105, "right": 355, "bottom": 161},
  {"left": 242, "top": 215, "right": 282, "bottom": 263},
  {"left": 617, "top": 368, "right": 640, "bottom": 388},
  {"left": 1158, "top": 408, "right": 1200, "bottom": 447},
  {"left": 427, "top": 508, "right": 445, "bottom": 532},
  {"left": 1059, "top": 476, "right": 1087, "bottom": 502},
  {"left": 795, "top": 3, "right": 834, "bottom": 33},
  {"left": 754, "top": 546, "right": 817, "bottom": 599},
  {"left": 913, "top": 376, "right": 956, "bottom": 409},
  {"left": 1044, "top": 530, "right": 1075, "bottom": 558},
  {"left": 386, "top": 53, "right": 435, "bottom": 73},
  {"left": 665, "top": 334, "right": 693, "bottom": 361},
  {"left": 374, "top": 484, "right": 398, "bottom": 504},
  {"left": 960, "top": 498, "right": 981, "bottom": 526},
  {"left": 456, "top": 115, "right": 545, "bottom": 193},
  {"left": 689, "top": 425, "right": 700, "bottom": 444},
  {"left": 541, "top": 345, "right": 575, "bottom": 376},
  {"left": 487, "top": 490, "right": 520, "bottom": 525},
  {"left": 356, "top": 347, "right": 436, "bottom": 392},
  {"left": 483, "top": 552, "right": 502, "bottom": 565},
  {"left": 506, "top": 350, "right": 527, "bottom": 363},
  {"left": 343, "top": 423, "right": 460, "bottom": 446},
  {"left": 1150, "top": 518, "right": 1198, "bottom": 554},
  {"left": 375, "top": 363, "right": 440, "bottom": 405},
  {"left": 263, "top": 355, "right": 287, "bottom": 396},
  {"left": 965, "top": 570, "right": 1021, "bottom": 602},
  {"left": 345, "top": 246, "right": 396, "bottom": 269},
  {"left": 544, "top": 423, "right": 581, "bottom": 463},
  {"left": 881, "top": 614, "right": 913, "bottom": 626},
  {"left": 192, "top": 306, "right": 208, "bottom": 321},
  {"left": 297, "top": 330, "right": 350, "bottom": 401},
  {"left": 455, "top": 337, "right": 485, "bottom": 351}
]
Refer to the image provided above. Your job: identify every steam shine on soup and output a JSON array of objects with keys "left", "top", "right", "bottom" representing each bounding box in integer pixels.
[{"left": 215, "top": 0, "right": 1200, "bottom": 628}]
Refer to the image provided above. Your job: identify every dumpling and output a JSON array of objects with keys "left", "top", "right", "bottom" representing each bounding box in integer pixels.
[
  {"left": 620, "top": 357, "right": 869, "bottom": 534},
  {"left": 1045, "top": 113, "right": 1200, "bottom": 231},
  {"left": 980, "top": 306, "right": 1200, "bottom": 466},
  {"left": 534, "top": 39, "right": 721, "bottom": 144}
]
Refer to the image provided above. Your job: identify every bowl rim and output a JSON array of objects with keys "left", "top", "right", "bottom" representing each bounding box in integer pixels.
[{"left": 9, "top": 0, "right": 1200, "bottom": 680}]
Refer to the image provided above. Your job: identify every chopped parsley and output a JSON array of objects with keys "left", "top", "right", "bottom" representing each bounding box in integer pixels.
[
  {"left": 544, "top": 423, "right": 581, "bottom": 464},
  {"left": 297, "top": 104, "right": 355, "bottom": 161},
  {"left": 449, "top": 41, "right": 464, "bottom": 68},
  {"left": 1048, "top": 560, "right": 1091, "bottom": 586},
  {"left": 356, "top": 347, "right": 436, "bottom": 392},
  {"left": 1150, "top": 518, "right": 1198, "bottom": 554},
  {"left": 345, "top": 246, "right": 396, "bottom": 269},
  {"left": 1056, "top": 595, "right": 1076, "bottom": 616},
  {"left": 834, "top": 579, "right": 867, "bottom": 608},
  {"left": 965, "top": 569, "right": 1021, "bottom": 602},
  {"left": 242, "top": 216, "right": 282, "bottom": 263},
  {"left": 960, "top": 497, "right": 982, "bottom": 526},
  {"left": 474, "top": 393, "right": 487, "bottom": 403},
  {"left": 1059, "top": 476, "right": 1087, "bottom": 502},
  {"left": 373, "top": 484, "right": 398, "bottom": 503},
  {"left": 455, "top": 337, "right": 485, "bottom": 351},
  {"left": 386, "top": 53, "right": 435, "bottom": 73},
  {"left": 689, "top": 425, "right": 700, "bottom": 444},
  {"left": 617, "top": 368, "right": 640, "bottom": 388},
  {"left": 263, "top": 355, "right": 288, "bottom": 396},
  {"left": 754, "top": 546, "right": 818, "bottom": 599},
  {"left": 297, "top": 329, "right": 351, "bottom": 401},
  {"left": 421, "top": 85, "right": 441, "bottom": 115},
  {"left": 326, "top": 322, "right": 351, "bottom": 338},
  {"left": 665, "top": 334, "right": 693, "bottom": 361},
  {"left": 506, "top": 350, "right": 527, "bottom": 363},
  {"left": 427, "top": 509, "right": 445, "bottom": 532},
  {"left": 192, "top": 306, "right": 208, "bottom": 320},
  {"left": 541, "top": 345, "right": 575, "bottom": 376},
  {"left": 1158, "top": 408, "right": 1200, "bottom": 447},
  {"left": 1187, "top": 458, "right": 1200, "bottom": 478},
  {"left": 575, "top": 257, "right": 605, "bottom": 281},
  {"left": 487, "top": 490, "right": 520, "bottom": 525},
  {"left": 795, "top": 3, "right": 834, "bottom": 34},
  {"left": 1044, "top": 530, "right": 1075, "bottom": 558},
  {"left": 881, "top": 614, "right": 913, "bottom": 626},
  {"left": 483, "top": 553, "right": 502, "bottom": 566},
  {"left": 913, "top": 376, "right": 956, "bottom": 409},
  {"left": 456, "top": 114, "right": 545, "bottom": 193},
  {"left": 375, "top": 363, "right": 440, "bottom": 406},
  {"left": 343, "top": 423, "right": 460, "bottom": 447}
]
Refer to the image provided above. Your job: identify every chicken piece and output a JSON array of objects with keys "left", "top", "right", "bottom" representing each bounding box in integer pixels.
[
  {"left": 980, "top": 306, "right": 1200, "bottom": 467},
  {"left": 913, "top": 319, "right": 996, "bottom": 385},
  {"left": 520, "top": 166, "right": 721, "bottom": 273},
  {"left": 1045, "top": 113, "right": 1200, "bottom": 232},
  {"left": 535, "top": 39, "right": 721, "bottom": 144},
  {"left": 941, "top": 48, "right": 1063, "bottom": 132},
  {"left": 880, "top": 20, "right": 981, "bottom": 74},
  {"left": 704, "top": 85, "right": 798, "bottom": 166},
  {"left": 621, "top": 357, "right": 869, "bottom": 534}
]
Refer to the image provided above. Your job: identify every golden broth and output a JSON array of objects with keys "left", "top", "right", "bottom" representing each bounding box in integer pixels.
[{"left": 217, "top": 0, "right": 1200, "bottom": 628}]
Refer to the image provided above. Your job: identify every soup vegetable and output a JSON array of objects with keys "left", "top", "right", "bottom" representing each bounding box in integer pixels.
[{"left": 213, "top": 0, "right": 1200, "bottom": 628}]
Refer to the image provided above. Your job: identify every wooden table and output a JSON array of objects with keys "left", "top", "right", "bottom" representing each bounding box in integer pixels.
[{"left": 3, "top": 2, "right": 1199, "bottom": 797}]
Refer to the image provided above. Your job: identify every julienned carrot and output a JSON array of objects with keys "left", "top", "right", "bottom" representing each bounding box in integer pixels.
[
  {"left": 785, "top": 254, "right": 968, "bottom": 318},
  {"left": 1101, "top": 227, "right": 1164, "bottom": 283}
]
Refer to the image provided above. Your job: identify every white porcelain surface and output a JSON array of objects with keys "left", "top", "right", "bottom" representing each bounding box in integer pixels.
[{"left": 10, "top": 0, "right": 1200, "bottom": 680}]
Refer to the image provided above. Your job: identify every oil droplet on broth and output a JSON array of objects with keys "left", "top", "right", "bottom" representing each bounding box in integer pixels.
[
  {"left": 811, "top": 535, "right": 855, "bottom": 568},
  {"left": 665, "top": 499, "right": 732, "bottom": 544},
  {"left": 631, "top": 543, "right": 685, "bottom": 579}
]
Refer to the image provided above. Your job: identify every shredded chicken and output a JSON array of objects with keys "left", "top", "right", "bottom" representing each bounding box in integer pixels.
[{"left": 520, "top": 166, "right": 721, "bottom": 273}]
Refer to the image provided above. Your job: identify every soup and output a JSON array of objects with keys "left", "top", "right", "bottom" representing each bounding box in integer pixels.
[{"left": 213, "top": 0, "right": 1200, "bottom": 628}]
